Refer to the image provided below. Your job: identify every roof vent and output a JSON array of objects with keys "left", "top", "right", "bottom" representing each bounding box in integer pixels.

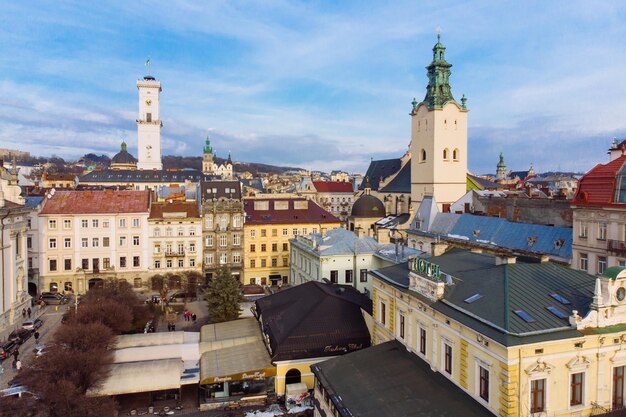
[
  {"left": 527, "top": 236, "right": 537, "bottom": 246},
  {"left": 495, "top": 256, "right": 516, "bottom": 265}
]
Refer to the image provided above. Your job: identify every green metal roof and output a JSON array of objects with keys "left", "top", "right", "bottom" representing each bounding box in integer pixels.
[{"left": 602, "top": 266, "right": 625, "bottom": 280}]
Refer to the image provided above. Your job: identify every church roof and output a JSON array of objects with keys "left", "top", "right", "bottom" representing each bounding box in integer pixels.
[
  {"left": 380, "top": 162, "right": 411, "bottom": 193},
  {"left": 351, "top": 194, "right": 385, "bottom": 218},
  {"left": 360, "top": 158, "right": 402, "bottom": 191},
  {"left": 111, "top": 142, "right": 137, "bottom": 165}
]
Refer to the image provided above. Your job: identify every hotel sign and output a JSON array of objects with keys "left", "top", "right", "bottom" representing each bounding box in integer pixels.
[{"left": 409, "top": 258, "right": 441, "bottom": 279}]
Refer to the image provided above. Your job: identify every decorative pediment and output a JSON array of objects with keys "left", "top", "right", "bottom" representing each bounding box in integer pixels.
[
  {"left": 611, "top": 348, "right": 626, "bottom": 365},
  {"left": 566, "top": 355, "right": 591, "bottom": 371},
  {"left": 525, "top": 359, "right": 555, "bottom": 376}
]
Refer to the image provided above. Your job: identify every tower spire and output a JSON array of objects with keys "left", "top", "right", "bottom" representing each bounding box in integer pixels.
[{"left": 423, "top": 34, "right": 454, "bottom": 109}]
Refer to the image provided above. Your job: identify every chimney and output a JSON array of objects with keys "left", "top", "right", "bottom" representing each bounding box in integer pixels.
[
  {"left": 540, "top": 255, "right": 550, "bottom": 263},
  {"left": 431, "top": 241, "right": 449, "bottom": 257},
  {"left": 495, "top": 256, "right": 516, "bottom": 265}
]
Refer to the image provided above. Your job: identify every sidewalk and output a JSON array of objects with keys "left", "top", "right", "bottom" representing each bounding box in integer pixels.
[
  {"left": 0, "top": 304, "right": 65, "bottom": 387},
  {"left": 0, "top": 303, "right": 47, "bottom": 343}
]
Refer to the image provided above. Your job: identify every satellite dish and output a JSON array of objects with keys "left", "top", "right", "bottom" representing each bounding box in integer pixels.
[
  {"left": 50, "top": 188, "right": 56, "bottom": 195},
  {"left": 46, "top": 194, "right": 52, "bottom": 199}
]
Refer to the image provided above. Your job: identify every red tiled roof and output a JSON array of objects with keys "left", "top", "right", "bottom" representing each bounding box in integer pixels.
[
  {"left": 313, "top": 181, "right": 353, "bottom": 193},
  {"left": 244, "top": 198, "right": 340, "bottom": 225},
  {"left": 572, "top": 155, "right": 626, "bottom": 207},
  {"left": 40, "top": 190, "right": 150, "bottom": 215},
  {"left": 149, "top": 201, "right": 200, "bottom": 219}
]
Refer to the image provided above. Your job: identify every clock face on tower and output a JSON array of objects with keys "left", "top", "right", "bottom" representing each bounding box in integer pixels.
[{"left": 145, "top": 99, "right": 152, "bottom": 106}]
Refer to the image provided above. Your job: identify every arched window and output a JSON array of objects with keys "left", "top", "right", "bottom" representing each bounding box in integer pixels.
[
  {"left": 443, "top": 148, "right": 449, "bottom": 160},
  {"left": 453, "top": 148, "right": 459, "bottom": 161},
  {"left": 133, "top": 277, "right": 143, "bottom": 289},
  {"left": 420, "top": 149, "right": 427, "bottom": 162},
  {"left": 285, "top": 369, "right": 302, "bottom": 385}
]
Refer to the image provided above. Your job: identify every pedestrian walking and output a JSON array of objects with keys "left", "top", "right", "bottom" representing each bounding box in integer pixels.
[
  {"left": 183, "top": 310, "right": 188, "bottom": 321},
  {"left": 186, "top": 311, "right": 191, "bottom": 321},
  {"left": 13, "top": 349, "right": 19, "bottom": 361},
  {"left": 15, "top": 360, "right": 21, "bottom": 372},
  {"left": 0, "top": 364, "right": 4, "bottom": 375},
  {"left": 27, "top": 307, "right": 31, "bottom": 318},
  {"left": 192, "top": 313, "right": 197, "bottom": 322},
  {"left": 34, "top": 331, "right": 40, "bottom": 344},
  {"left": 21, "top": 308, "right": 26, "bottom": 319}
]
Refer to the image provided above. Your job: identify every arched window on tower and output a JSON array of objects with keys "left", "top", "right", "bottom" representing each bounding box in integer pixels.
[
  {"left": 453, "top": 148, "right": 459, "bottom": 161},
  {"left": 420, "top": 149, "right": 427, "bottom": 163},
  {"left": 443, "top": 148, "right": 449, "bottom": 161}
]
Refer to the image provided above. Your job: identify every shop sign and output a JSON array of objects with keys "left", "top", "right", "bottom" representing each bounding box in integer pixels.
[
  {"left": 410, "top": 258, "right": 441, "bottom": 278},
  {"left": 203, "top": 367, "right": 277, "bottom": 385}
]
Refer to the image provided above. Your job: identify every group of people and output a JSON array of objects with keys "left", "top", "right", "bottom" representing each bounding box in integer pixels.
[
  {"left": 21, "top": 307, "right": 32, "bottom": 319},
  {"left": 183, "top": 310, "right": 196, "bottom": 322}
]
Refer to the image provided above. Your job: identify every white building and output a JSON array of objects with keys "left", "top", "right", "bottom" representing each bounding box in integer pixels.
[
  {"left": 148, "top": 201, "right": 202, "bottom": 279},
  {"left": 0, "top": 163, "right": 30, "bottom": 330},
  {"left": 136, "top": 75, "right": 163, "bottom": 170},
  {"left": 290, "top": 228, "right": 421, "bottom": 294},
  {"left": 38, "top": 190, "right": 151, "bottom": 293}
]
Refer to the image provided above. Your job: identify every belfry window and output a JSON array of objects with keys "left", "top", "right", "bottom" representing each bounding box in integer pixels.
[
  {"left": 420, "top": 149, "right": 427, "bottom": 162},
  {"left": 453, "top": 148, "right": 459, "bottom": 161},
  {"left": 146, "top": 113, "right": 152, "bottom": 122},
  {"left": 443, "top": 148, "right": 449, "bottom": 160}
]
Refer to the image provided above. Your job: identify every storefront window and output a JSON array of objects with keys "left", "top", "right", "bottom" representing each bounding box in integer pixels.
[{"left": 201, "top": 378, "right": 274, "bottom": 401}]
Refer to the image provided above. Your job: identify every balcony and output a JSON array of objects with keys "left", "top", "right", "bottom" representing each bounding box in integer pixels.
[
  {"left": 165, "top": 251, "right": 185, "bottom": 257},
  {"left": 607, "top": 239, "right": 626, "bottom": 256}
]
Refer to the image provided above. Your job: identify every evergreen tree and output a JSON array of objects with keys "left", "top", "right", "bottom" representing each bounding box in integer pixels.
[{"left": 205, "top": 266, "right": 244, "bottom": 323}]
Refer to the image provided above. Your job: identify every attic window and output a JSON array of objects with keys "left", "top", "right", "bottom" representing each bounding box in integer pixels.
[
  {"left": 554, "top": 239, "right": 565, "bottom": 249},
  {"left": 472, "top": 229, "right": 480, "bottom": 237},
  {"left": 550, "top": 293, "right": 571, "bottom": 305},
  {"left": 514, "top": 310, "right": 535, "bottom": 323},
  {"left": 527, "top": 236, "right": 537, "bottom": 246},
  {"left": 464, "top": 294, "right": 483, "bottom": 303},
  {"left": 546, "top": 306, "right": 569, "bottom": 319}
]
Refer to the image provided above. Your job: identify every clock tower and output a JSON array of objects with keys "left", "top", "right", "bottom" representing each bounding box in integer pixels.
[{"left": 136, "top": 75, "right": 163, "bottom": 170}]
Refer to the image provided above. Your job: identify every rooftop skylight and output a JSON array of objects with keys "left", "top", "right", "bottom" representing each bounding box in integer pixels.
[
  {"left": 550, "top": 293, "right": 571, "bottom": 305},
  {"left": 514, "top": 310, "right": 535, "bottom": 323},
  {"left": 546, "top": 306, "right": 569, "bottom": 319},
  {"left": 464, "top": 294, "right": 483, "bottom": 303}
]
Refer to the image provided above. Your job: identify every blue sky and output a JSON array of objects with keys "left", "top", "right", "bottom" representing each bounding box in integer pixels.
[{"left": 1, "top": 1, "right": 625, "bottom": 175}]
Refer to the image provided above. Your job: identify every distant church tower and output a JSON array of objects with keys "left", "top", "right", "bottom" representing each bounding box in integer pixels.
[
  {"left": 496, "top": 152, "right": 507, "bottom": 180},
  {"left": 410, "top": 34, "right": 468, "bottom": 210},
  {"left": 136, "top": 74, "right": 163, "bottom": 170},
  {"left": 202, "top": 136, "right": 214, "bottom": 175}
]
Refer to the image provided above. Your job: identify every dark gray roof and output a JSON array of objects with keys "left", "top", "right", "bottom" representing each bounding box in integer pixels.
[
  {"left": 240, "top": 178, "right": 266, "bottom": 193},
  {"left": 199, "top": 180, "right": 242, "bottom": 201},
  {"left": 379, "top": 162, "right": 411, "bottom": 193},
  {"left": 80, "top": 169, "right": 217, "bottom": 183},
  {"left": 360, "top": 158, "right": 402, "bottom": 190},
  {"left": 351, "top": 194, "right": 384, "bottom": 217},
  {"left": 371, "top": 248, "right": 595, "bottom": 346},
  {"left": 312, "top": 340, "right": 494, "bottom": 417},
  {"left": 254, "top": 281, "right": 371, "bottom": 362}
]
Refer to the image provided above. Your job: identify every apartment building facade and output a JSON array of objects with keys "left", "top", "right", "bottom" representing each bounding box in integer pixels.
[
  {"left": 200, "top": 181, "right": 245, "bottom": 282},
  {"left": 37, "top": 190, "right": 151, "bottom": 293},
  {"left": 243, "top": 198, "right": 340, "bottom": 286}
]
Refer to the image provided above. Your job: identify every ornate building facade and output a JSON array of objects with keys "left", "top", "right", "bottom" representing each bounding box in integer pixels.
[{"left": 200, "top": 181, "right": 244, "bottom": 282}]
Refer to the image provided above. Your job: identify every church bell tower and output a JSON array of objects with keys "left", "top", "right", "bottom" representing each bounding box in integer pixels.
[
  {"left": 410, "top": 34, "right": 468, "bottom": 210},
  {"left": 136, "top": 73, "right": 163, "bottom": 170}
]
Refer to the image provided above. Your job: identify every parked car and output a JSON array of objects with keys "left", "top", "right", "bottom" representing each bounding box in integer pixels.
[
  {"left": 8, "top": 328, "right": 32, "bottom": 344},
  {"left": 21, "top": 318, "right": 43, "bottom": 331},
  {"left": 169, "top": 291, "right": 197, "bottom": 303},
  {"left": 39, "top": 293, "right": 68, "bottom": 305},
  {"left": 0, "top": 341, "right": 18, "bottom": 361},
  {"left": 0, "top": 386, "right": 37, "bottom": 399}
]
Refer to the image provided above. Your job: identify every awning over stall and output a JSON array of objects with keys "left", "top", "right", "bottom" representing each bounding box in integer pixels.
[
  {"left": 200, "top": 339, "right": 275, "bottom": 385},
  {"left": 89, "top": 358, "right": 183, "bottom": 396}
]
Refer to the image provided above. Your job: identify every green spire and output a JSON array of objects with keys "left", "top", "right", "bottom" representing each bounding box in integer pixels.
[
  {"left": 423, "top": 34, "right": 455, "bottom": 109},
  {"left": 204, "top": 136, "right": 213, "bottom": 154},
  {"left": 497, "top": 152, "right": 506, "bottom": 169},
  {"left": 121, "top": 141, "right": 127, "bottom": 152}
]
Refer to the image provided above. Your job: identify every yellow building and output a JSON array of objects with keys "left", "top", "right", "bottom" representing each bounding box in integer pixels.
[
  {"left": 370, "top": 248, "right": 626, "bottom": 417},
  {"left": 242, "top": 197, "right": 340, "bottom": 286}
]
